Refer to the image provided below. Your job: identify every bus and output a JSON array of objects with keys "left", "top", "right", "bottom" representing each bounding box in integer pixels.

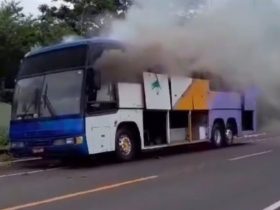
[{"left": 9, "top": 38, "right": 257, "bottom": 161}]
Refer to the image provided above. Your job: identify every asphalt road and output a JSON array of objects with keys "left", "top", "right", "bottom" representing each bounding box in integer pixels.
[{"left": 0, "top": 134, "right": 280, "bottom": 210}]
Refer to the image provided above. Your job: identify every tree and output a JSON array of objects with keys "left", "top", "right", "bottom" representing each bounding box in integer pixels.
[
  {"left": 38, "top": 0, "right": 132, "bottom": 36},
  {"left": 0, "top": 0, "right": 37, "bottom": 85},
  {"left": 35, "top": 5, "right": 75, "bottom": 46},
  {"left": 0, "top": 0, "right": 75, "bottom": 88}
]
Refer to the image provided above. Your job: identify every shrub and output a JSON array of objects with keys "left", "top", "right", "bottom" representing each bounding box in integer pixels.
[{"left": 0, "top": 128, "right": 8, "bottom": 147}]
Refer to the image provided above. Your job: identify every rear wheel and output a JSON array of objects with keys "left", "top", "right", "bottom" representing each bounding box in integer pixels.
[
  {"left": 224, "top": 127, "right": 234, "bottom": 146},
  {"left": 211, "top": 123, "right": 225, "bottom": 148},
  {"left": 115, "top": 127, "right": 137, "bottom": 161}
]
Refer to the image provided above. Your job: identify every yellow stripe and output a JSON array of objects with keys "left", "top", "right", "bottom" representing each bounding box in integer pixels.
[{"left": 2, "top": 176, "right": 158, "bottom": 210}]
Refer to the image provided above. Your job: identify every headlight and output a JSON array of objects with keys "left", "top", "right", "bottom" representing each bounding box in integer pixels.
[
  {"left": 53, "top": 137, "right": 83, "bottom": 146},
  {"left": 53, "top": 139, "right": 66, "bottom": 146},
  {"left": 11, "top": 142, "right": 25, "bottom": 148},
  {"left": 66, "top": 138, "right": 75, "bottom": 145}
]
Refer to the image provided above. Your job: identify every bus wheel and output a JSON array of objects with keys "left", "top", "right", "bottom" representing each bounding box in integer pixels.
[
  {"left": 115, "top": 127, "right": 136, "bottom": 161},
  {"left": 224, "top": 127, "right": 234, "bottom": 146},
  {"left": 211, "top": 122, "right": 225, "bottom": 148}
]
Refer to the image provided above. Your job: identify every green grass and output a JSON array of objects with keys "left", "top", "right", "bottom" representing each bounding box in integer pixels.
[
  {"left": 0, "top": 128, "right": 8, "bottom": 147},
  {"left": 0, "top": 102, "right": 11, "bottom": 129},
  {"left": 0, "top": 103, "right": 13, "bottom": 162},
  {"left": 0, "top": 153, "right": 12, "bottom": 162},
  {"left": 0, "top": 103, "right": 11, "bottom": 147}
]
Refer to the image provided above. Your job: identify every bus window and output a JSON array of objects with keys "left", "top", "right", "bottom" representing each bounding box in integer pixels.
[
  {"left": 19, "top": 45, "right": 87, "bottom": 77},
  {"left": 86, "top": 83, "right": 117, "bottom": 114}
]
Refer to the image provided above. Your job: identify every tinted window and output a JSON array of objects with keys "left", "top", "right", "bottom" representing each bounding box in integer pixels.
[
  {"left": 40, "top": 70, "right": 84, "bottom": 117},
  {"left": 12, "top": 76, "right": 44, "bottom": 119},
  {"left": 12, "top": 70, "right": 84, "bottom": 120},
  {"left": 19, "top": 45, "right": 87, "bottom": 77}
]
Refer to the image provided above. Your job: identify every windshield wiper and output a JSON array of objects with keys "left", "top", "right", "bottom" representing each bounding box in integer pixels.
[
  {"left": 19, "top": 89, "right": 39, "bottom": 118},
  {"left": 42, "top": 84, "right": 56, "bottom": 116}
]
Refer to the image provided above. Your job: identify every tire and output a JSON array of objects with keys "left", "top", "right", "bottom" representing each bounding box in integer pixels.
[
  {"left": 224, "top": 126, "right": 234, "bottom": 146},
  {"left": 115, "top": 127, "right": 137, "bottom": 161},
  {"left": 211, "top": 123, "right": 225, "bottom": 148}
]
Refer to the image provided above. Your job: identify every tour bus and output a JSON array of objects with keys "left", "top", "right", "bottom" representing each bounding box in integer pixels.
[{"left": 9, "top": 38, "right": 257, "bottom": 161}]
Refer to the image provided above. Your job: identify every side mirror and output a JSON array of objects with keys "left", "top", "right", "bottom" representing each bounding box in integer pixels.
[{"left": 87, "top": 68, "right": 101, "bottom": 90}]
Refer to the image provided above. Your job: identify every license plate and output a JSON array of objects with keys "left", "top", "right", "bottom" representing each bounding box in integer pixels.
[{"left": 32, "top": 148, "right": 44, "bottom": 154}]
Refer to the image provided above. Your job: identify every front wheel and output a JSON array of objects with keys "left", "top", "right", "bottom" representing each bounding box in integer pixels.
[{"left": 115, "top": 127, "right": 137, "bottom": 161}]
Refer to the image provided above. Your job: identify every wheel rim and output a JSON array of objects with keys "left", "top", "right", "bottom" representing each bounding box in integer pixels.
[
  {"left": 225, "top": 129, "right": 233, "bottom": 144},
  {"left": 214, "top": 129, "right": 222, "bottom": 145},
  {"left": 118, "top": 135, "right": 132, "bottom": 156}
]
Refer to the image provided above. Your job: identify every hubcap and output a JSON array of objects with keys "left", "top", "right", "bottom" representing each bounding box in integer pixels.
[
  {"left": 226, "top": 129, "right": 233, "bottom": 143},
  {"left": 214, "top": 130, "right": 222, "bottom": 145},
  {"left": 119, "top": 135, "right": 132, "bottom": 156}
]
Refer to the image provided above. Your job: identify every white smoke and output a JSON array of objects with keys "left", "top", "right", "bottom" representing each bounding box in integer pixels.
[
  {"left": 94, "top": 0, "right": 280, "bottom": 129},
  {"left": 62, "top": 35, "right": 83, "bottom": 43}
]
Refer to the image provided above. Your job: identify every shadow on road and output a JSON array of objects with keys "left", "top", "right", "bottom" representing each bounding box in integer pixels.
[{"left": 14, "top": 142, "right": 252, "bottom": 170}]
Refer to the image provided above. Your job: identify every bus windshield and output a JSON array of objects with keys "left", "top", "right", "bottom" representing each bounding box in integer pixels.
[{"left": 12, "top": 70, "right": 84, "bottom": 120}]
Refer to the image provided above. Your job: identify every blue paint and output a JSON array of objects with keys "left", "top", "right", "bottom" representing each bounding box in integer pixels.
[
  {"left": 10, "top": 116, "right": 89, "bottom": 157},
  {"left": 27, "top": 38, "right": 123, "bottom": 58},
  {"left": 10, "top": 115, "right": 84, "bottom": 140},
  {"left": 10, "top": 138, "right": 89, "bottom": 158}
]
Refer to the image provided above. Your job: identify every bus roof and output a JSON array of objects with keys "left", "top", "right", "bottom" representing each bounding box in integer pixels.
[{"left": 26, "top": 38, "right": 123, "bottom": 58}]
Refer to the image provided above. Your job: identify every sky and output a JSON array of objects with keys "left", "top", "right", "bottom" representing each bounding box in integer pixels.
[
  {"left": 20, "top": 0, "right": 62, "bottom": 15},
  {"left": 1, "top": 0, "right": 220, "bottom": 16},
  {"left": 19, "top": 0, "right": 53, "bottom": 15},
  {"left": 1, "top": 0, "right": 279, "bottom": 16},
  {"left": 0, "top": 0, "right": 60, "bottom": 15}
]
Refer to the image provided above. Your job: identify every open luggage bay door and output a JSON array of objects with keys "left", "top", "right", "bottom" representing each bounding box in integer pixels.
[{"left": 143, "top": 72, "right": 171, "bottom": 110}]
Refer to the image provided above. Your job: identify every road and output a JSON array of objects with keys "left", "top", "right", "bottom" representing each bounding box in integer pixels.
[{"left": 0, "top": 134, "right": 280, "bottom": 210}]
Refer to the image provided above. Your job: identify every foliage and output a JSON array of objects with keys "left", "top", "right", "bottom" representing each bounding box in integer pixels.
[
  {"left": 0, "top": 0, "right": 131, "bottom": 84},
  {"left": 0, "top": 1, "right": 36, "bottom": 80},
  {"left": 0, "top": 127, "right": 8, "bottom": 147},
  {"left": 0, "top": 0, "right": 76, "bottom": 87},
  {"left": 38, "top": 0, "right": 132, "bottom": 36},
  {"left": 0, "top": 0, "right": 205, "bottom": 85}
]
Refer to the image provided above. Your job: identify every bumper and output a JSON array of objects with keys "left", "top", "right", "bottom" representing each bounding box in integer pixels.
[{"left": 10, "top": 142, "right": 89, "bottom": 158}]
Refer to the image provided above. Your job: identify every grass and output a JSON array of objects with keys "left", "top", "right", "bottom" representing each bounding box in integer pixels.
[
  {"left": 0, "top": 103, "right": 11, "bottom": 162},
  {"left": 0, "top": 103, "right": 11, "bottom": 128},
  {"left": 0, "top": 153, "right": 12, "bottom": 162},
  {"left": 0, "top": 102, "right": 11, "bottom": 148},
  {"left": 0, "top": 128, "right": 12, "bottom": 162},
  {"left": 0, "top": 128, "right": 8, "bottom": 147},
  {"left": 0, "top": 129, "right": 11, "bottom": 162}
]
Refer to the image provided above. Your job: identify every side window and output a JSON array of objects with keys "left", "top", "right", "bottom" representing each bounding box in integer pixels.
[
  {"left": 96, "top": 83, "right": 115, "bottom": 102},
  {"left": 86, "top": 43, "right": 124, "bottom": 114},
  {"left": 86, "top": 82, "right": 117, "bottom": 114}
]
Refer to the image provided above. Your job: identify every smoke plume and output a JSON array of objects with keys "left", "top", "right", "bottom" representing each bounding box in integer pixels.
[{"left": 95, "top": 0, "right": 280, "bottom": 130}]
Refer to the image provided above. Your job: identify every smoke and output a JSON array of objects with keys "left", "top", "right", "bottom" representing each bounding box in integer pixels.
[
  {"left": 62, "top": 35, "right": 83, "bottom": 43},
  {"left": 94, "top": 0, "right": 280, "bottom": 130}
]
